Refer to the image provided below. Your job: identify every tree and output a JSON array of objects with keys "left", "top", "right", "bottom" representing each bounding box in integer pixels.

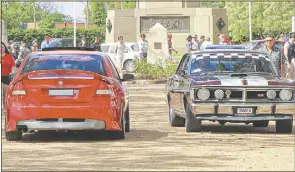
[
  {"left": 89, "top": 1, "right": 107, "bottom": 26},
  {"left": 225, "top": 2, "right": 295, "bottom": 42},
  {"left": 39, "top": 12, "right": 73, "bottom": 29},
  {"left": 1, "top": 1, "right": 72, "bottom": 29},
  {"left": 88, "top": 1, "right": 135, "bottom": 25}
]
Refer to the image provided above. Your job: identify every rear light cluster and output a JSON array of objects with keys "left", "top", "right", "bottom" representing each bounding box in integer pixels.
[
  {"left": 96, "top": 90, "right": 112, "bottom": 95},
  {"left": 12, "top": 90, "right": 26, "bottom": 95}
]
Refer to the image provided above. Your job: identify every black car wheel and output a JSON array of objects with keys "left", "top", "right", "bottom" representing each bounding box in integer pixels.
[
  {"left": 276, "top": 117, "right": 293, "bottom": 133},
  {"left": 253, "top": 121, "right": 269, "bottom": 127},
  {"left": 168, "top": 101, "right": 185, "bottom": 127},
  {"left": 125, "top": 104, "right": 130, "bottom": 132},
  {"left": 108, "top": 107, "right": 125, "bottom": 139},
  {"left": 5, "top": 117, "right": 22, "bottom": 141},
  {"left": 185, "top": 102, "right": 202, "bottom": 132}
]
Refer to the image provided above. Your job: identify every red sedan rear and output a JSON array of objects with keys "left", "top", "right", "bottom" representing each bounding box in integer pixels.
[{"left": 5, "top": 48, "right": 131, "bottom": 141}]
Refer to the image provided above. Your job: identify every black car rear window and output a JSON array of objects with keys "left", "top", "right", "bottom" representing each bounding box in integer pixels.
[{"left": 21, "top": 54, "right": 106, "bottom": 76}]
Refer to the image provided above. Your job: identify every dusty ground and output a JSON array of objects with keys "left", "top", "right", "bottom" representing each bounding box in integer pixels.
[{"left": 2, "top": 83, "right": 295, "bottom": 171}]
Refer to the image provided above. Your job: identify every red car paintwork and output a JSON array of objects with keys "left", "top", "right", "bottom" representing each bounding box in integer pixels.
[{"left": 5, "top": 50, "right": 126, "bottom": 132}]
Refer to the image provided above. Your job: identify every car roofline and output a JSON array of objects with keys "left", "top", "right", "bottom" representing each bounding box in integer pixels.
[{"left": 192, "top": 49, "right": 269, "bottom": 56}]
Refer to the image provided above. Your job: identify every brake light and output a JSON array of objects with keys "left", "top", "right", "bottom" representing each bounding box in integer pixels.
[{"left": 12, "top": 90, "right": 26, "bottom": 95}]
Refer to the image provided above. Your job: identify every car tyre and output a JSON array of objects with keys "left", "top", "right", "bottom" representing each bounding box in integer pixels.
[
  {"left": 169, "top": 101, "right": 185, "bottom": 127},
  {"left": 124, "top": 60, "right": 134, "bottom": 73},
  {"left": 108, "top": 108, "right": 125, "bottom": 140},
  {"left": 125, "top": 105, "right": 130, "bottom": 132},
  {"left": 253, "top": 121, "right": 269, "bottom": 127},
  {"left": 6, "top": 131, "right": 22, "bottom": 141},
  {"left": 5, "top": 116, "right": 22, "bottom": 141},
  {"left": 185, "top": 102, "right": 202, "bottom": 132},
  {"left": 276, "top": 117, "right": 293, "bottom": 133}
]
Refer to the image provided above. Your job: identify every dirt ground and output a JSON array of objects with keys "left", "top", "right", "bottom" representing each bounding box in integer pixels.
[{"left": 2, "top": 83, "right": 295, "bottom": 171}]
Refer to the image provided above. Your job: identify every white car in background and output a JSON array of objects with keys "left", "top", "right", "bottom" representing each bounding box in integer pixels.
[{"left": 101, "top": 42, "right": 140, "bottom": 73}]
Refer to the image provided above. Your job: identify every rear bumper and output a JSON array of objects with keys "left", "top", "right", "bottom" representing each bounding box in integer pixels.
[
  {"left": 17, "top": 119, "right": 106, "bottom": 131},
  {"left": 6, "top": 103, "right": 122, "bottom": 132},
  {"left": 191, "top": 103, "right": 295, "bottom": 121}
]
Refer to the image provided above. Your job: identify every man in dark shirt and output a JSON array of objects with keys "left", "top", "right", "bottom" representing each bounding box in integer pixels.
[
  {"left": 91, "top": 37, "right": 101, "bottom": 51},
  {"left": 258, "top": 35, "right": 287, "bottom": 77}
]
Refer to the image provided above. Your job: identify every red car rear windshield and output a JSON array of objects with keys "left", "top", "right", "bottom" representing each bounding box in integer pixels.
[{"left": 21, "top": 54, "right": 106, "bottom": 76}]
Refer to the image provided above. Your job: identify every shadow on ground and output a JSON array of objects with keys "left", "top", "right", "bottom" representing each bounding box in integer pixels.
[{"left": 18, "top": 129, "right": 169, "bottom": 143}]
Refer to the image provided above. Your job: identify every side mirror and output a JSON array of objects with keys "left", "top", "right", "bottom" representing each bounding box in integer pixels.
[
  {"left": 180, "top": 70, "right": 187, "bottom": 76},
  {"left": 9, "top": 73, "right": 16, "bottom": 84},
  {"left": 121, "top": 73, "right": 134, "bottom": 82}
]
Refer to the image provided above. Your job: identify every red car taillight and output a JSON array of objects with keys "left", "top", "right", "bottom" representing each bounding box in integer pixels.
[{"left": 11, "top": 81, "right": 26, "bottom": 96}]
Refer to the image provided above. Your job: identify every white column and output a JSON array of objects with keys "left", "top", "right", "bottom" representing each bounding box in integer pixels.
[
  {"left": 292, "top": 16, "right": 295, "bottom": 32},
  {"left": 248, "top": 1, "right": 252, "bottom": 41},
  {"left": 74, "top": 1, "right": 77, "bottom": 47}
]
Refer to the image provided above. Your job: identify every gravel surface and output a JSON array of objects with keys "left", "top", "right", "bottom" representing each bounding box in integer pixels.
[{"left": 2, "top": 83, "right": 294, "bottom": 171}]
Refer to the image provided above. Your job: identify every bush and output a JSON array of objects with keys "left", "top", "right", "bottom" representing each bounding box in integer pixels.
[
  {"left": 134, "top": 59, "right": 178, "bottom": 80},
  {"left": 8, "top": 27, "right": 105, "bottom": 45}
]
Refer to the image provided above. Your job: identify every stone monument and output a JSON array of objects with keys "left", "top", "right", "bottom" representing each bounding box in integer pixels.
[
  {"left": 147, "top": 23, "right": 169, "bottom": 65},
  {"left": 105, "top": 0, "right": 228, "bottom": 52}
]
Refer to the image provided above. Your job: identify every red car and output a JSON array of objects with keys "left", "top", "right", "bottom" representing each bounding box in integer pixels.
[{"left": 5, "top": 47, "right": 132, "bottom": 141}]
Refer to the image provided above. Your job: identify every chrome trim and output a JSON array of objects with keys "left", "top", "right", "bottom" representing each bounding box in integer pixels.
[
  {"left": 191, "top": 103, "right": 295, "bottom": 116},
  {"left": 28, "top": 76, "right": 95, "bottom": 80},
  {"left": 195, "top": 115, "right": 292, "bottom": 121},
  {"left": 17, "top": 119, "right": 106, "bottom": 131},
  {"left": 192, "top": 86, "right": 295, "bottom": 89}
]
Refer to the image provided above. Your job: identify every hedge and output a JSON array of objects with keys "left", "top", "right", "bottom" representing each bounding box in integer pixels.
[{"left": 8, "top": 27, "right": 106, "bottom": 45}]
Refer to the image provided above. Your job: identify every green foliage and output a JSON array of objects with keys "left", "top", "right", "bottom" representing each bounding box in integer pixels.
[
  {"left": 134, "top": 60, "right": 178, "bottom": 80},
  {"left": 226, "top": 2, "right": 295, "bottom": 43},
  {"left": 88, "top": 1, "right": 136, "bottom": 26},
  {"left": 7, "top": 28, "right": 105, "bottom": 45},
  {"left": 39, "top": 12, "right": 73, "bottom": 29},
  {"left": 2, "top": 2, "right": 72, "bottom": 29}
]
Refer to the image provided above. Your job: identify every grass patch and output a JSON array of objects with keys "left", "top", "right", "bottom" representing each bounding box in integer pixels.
[{"left": 134, "top": 60, "right": 178, "bottom": 80}]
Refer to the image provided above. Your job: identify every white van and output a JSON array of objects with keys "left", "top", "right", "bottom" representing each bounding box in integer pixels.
[{"left": 101, "top": 42, "right": 140, "bottom": 73}]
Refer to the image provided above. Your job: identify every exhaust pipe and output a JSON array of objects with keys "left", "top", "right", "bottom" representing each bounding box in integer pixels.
[
  {"left": 17, "top": 126, "right": 22, "bottom": 132},
  {"left": 16, "top": 125, "right": 28, "bottom": 132}
]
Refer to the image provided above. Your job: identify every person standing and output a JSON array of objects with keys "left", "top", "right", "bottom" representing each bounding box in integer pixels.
[
  {"left": 284, "top": 32, "right": 295, "bottom": 79},
  {"left": 31, "top": 43, "right": 39, "bottom": 52},
  {"left": 191, "top": 35, "right": 199, "bottom": 51},
  {"left": 138, "top": 34, "right": 148, "bottom": 59},
  {"left": 200, "top": 37, "right": 213, "bottom": 50},
  {"left": 1, "top": 42, "right": 16, "bottom": 112},
  {"left": 18, "top": 42, "right": 31, "bottom": 60},
  {"left": 78, "top": 37, "right": 88, "bottom": 48},
  {"left": 199, "top": 35, "right": 205, "bottom": 49},
  {"left": 11, "top": 45, "right": 19, "bottom": 60},
  {"left": 185, "top": 35, "right": 193, "bottom": 54},
  {"left": 114, "top": 36, "right": 126, "bottom": 76},
  {"left": 168, "top": 34, "right": 178, "bottom": 61},
  {"left": 258, "top": 35, "right": 287, "bottom": 77},
  {"left": 91, "top": 37, "right": 101, "bottom": 51},
  {"left": 41, "top": 34, "right": 52, "bottom": 50}
]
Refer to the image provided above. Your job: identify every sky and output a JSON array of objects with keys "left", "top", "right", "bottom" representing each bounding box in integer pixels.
[{"left": 53, "top": 2, "right": 86, "bottom": 21}]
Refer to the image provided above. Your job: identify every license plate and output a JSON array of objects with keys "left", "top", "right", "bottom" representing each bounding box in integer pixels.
[
  {"left": 237, "top": 108, "right": 253, "bottom": 114},
  {"left": 48, "top": 89, "right": 74, "bottom": 96}
]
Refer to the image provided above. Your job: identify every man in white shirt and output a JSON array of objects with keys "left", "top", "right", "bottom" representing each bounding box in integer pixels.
[
  {"left": 200, "top": 37, "right": 213, "bottom": 50},
  {"left": 114, "top": 36, "right": 126, "bottom": 76},
  {"left": 40, "top": 34, "right": 52, "bottom": 50},
  {"left": 138, "top": 34, "right": 148, "bottom": 60}
]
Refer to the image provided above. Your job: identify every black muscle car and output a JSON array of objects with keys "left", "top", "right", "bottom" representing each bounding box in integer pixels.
[{"left": 165, "top": 49, "right": 295, "bottom": 133}]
